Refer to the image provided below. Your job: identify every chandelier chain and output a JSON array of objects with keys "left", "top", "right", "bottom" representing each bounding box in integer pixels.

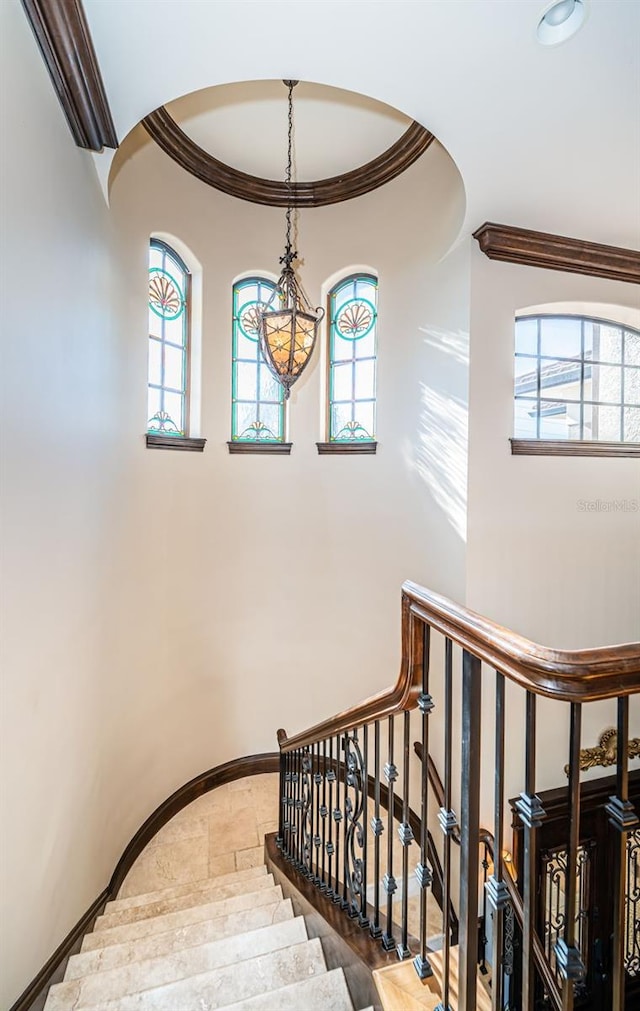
[{"left": 283, "top": 80, "right": 295, "bottom": 267}]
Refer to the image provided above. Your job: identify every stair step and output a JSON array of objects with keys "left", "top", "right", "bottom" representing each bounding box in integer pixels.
[
  {"left": 217, "top": 966, "right": 355, "bottom": 1011},
  {"left": 94, "top": 874, "right": 275, "bottom": 930},
  {"left": 108, "top": 864, "right": 267, "bottom": 913},
  {"left": 373, "top": 961, "right": 441, "bottom": 1010},
  {"left": 45, "top": 918, "right": 308, "bottom": 1010},
  {"left": 56, "top": 938, "right": 327, "bottom": 1010},
  {"left": 428, "top": 946, "right": 492, "bottom": 1011},
  {"left": 66, "top": 899, "right": 294, "bottom": 980},
  {"left": 82, "top": 885, "right": 285, "bottom": 951}
]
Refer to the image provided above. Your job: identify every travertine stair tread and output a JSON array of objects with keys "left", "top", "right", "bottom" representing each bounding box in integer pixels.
[
  {"left": 216, "top": 966, "right": 355, "bottom": 1011},
  {"left": 428, "top": 945, "right": 492, "bottom": 1011},
  {"left": 373, "top": 961, "right": 440, "bottom": 1011},
  {"left": 66, "top": 899, "right": 295, "bottom": 979},
  {"left": 82, "top": 885, "right": 285, "bottom": 951},
  {"left": 95, "top": 873, "right": 276, "bottom": 929},
  {"left": 55, "top": 938, "right": 328, "bottom": 1010},
  {"left": 109, "top": 864, "right": 267, "bottom": 912},
  {"left": 45, "top": 918, "right": 308, "bottom": 1010}
]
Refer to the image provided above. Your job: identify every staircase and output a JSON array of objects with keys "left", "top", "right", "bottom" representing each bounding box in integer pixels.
[{"left": 43, "top": 863, "right": 373, "bottom": 1010}]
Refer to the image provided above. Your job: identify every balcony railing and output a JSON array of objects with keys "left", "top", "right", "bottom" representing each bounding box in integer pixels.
[{"left": 275, "top": 582, "right": 640, "bottom": 1011}]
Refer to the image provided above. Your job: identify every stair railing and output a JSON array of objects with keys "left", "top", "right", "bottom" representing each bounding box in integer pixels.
[{"left": 276, "top": 581, "right": 640, "bottom": 1011}]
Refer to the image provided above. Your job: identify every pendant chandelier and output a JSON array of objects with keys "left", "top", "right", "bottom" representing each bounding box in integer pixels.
[{"left": 257, "top": 80, "right": 324, "bottom": 400}]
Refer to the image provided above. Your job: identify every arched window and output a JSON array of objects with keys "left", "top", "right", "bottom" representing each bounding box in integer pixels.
[
  {"left": 327, "top": 273, "right": 378, "bottom": 442},
  {"left": 514, "top": 315, "right": 640, "bottom": 444},
  {"left": 231, "top": 277, "right": 285, "bottom": 443},
  {"left": 147, "top": 239, "right": 191, "bottom": 436}
]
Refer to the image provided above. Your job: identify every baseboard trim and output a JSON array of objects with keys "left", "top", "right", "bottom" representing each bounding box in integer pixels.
[{"left": 9, "top": 751, "right": 279, "bottom": 1011}]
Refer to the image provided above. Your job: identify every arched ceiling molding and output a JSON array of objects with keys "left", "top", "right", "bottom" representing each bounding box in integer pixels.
[{"left": 142, "top": 105, "right": 434, "bottom": 208}]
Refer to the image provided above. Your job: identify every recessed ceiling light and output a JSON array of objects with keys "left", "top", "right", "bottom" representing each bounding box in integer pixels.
[{"left": 537, "top": 0, "right": 586, "bottom": 46}]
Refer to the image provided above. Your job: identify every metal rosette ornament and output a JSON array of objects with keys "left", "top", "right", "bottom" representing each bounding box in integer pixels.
[{"left": 257, "top": 80, "right": 324, "bottom": 399}]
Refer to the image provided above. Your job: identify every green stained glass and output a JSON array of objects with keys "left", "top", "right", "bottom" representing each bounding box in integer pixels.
[
  {"left": 147, "top": 240, "right": 190, "bottom": 436},
  {"left": 328, "top": 274, "right": 378, "bottom": 442},
  {"left": 231, "top": 277, "right": 285, "bottom": 442}
]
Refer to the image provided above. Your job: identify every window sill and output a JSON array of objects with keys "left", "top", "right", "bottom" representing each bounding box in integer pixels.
[
  {"left": 227, "top": 441, "right": 292, "bottom": 455},
  {"left": 316, "top": 441, "right": 377, "bottom": 455},
  {"left": 146, "top": 434, "right": 207, "bottom": 452},
  {"left": 510, "top": 439, "right": 640, "bottom": 458}
]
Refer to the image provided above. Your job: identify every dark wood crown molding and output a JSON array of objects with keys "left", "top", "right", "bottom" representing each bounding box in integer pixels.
[
  {"left": 473, "top": 222, "right": 640, "bottom": 284},
  {"left": 142, "top": 106, "right": 434, "bottom": 207},
  {"left": 21, "top": 0, "right": 118, "bottom": 151}
]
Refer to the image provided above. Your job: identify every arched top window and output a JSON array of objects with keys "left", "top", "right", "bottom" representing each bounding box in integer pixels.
[
  {"left": 231, "top": 276, "right": 286, "bottom": 444},
  {"left": 514, "top": 315, "right": 640, "bottom": 446},
  {"left": 147, "top": 239, "right": 191, "bottom": 437},
  {"left": 327, "top": 273, "right": 378, "bottom": 443}
]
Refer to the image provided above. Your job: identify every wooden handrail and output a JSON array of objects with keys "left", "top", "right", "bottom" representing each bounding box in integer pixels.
[{"left": 279, "top": 584, "right": 640, "bottom": 751}]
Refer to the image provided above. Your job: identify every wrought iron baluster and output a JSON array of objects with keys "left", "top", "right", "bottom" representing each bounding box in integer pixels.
[
  {"left": 301, "top": 746, "right": 313, "bottom": 876},
  {"left": 321, "top": 738, "right": 328, "bottom": 889},
  {"left": 282, "top": 746, "right": 291, "bottom": 857},
  {"left": 327, "top": 735, "right": 336, "bottom": 898},
  {"left": 459, "top": 649, "right": 482, "bottom": 1011},
  {"left": 415, "top": 624, "right": 434, "bottom": 980},
  {"left": 554, "top": 703, "right": 586, "bottom": 1010},
  {"left": 605, "top": 696, "right": 639, "bottom": 1010},
  {"left": 342, "top": 730, "right": 349, "bottom": 909},
  {"left": 370, "top": 719, "right": 383, "bottom": 939},
  {"left": 361, "top": 724, "right": 369, "bottom": 927},
  {"left": 293, "top": 748, "right": 301, "bottom": 868},
  {"left": 486, "top": 671, "right": 509, "bottom": 1011},
  {"left": 313, "top": 740, "right": 322, "bottom": 884},
  {"left": 394, "top": 707, "right": 414, "bottom": 958},
  {"left": 437, "top": 636, "right": 457, "bottom": 1011},
  {"left": 382, "top": 714, "right": 397, "bottom": 951},
  {"left": 277, "top": 744, "right": 285, "bottom": 849},
  {"left": 516, "top": 692, "right": 546, "bottom": 1011},
  {"left": 333, "top": 732, "right": 343, "bottom": 904},
  {"left": 344, "top": 727, "right": 367, "bottom": 922}
]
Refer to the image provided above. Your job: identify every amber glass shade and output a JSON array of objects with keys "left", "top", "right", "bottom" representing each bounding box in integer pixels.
[{"left": 260, "top": 306, "right": 319, "bottom": 397}]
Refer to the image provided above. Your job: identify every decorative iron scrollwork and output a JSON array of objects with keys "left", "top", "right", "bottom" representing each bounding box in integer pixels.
[
  {"left": 343, "top": 728, "right": 367, "bottom": 920},
  {"left": 626, "top": 828, "right": 640, "bottom": 977}
]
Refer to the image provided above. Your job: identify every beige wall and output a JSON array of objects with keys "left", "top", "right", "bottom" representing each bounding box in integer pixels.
[
  {"left": 466, "top": 249, "right": 640, "bottom": 809},
  {"left": 0, "top": 19, "right": 469, "bottom": 1001}
]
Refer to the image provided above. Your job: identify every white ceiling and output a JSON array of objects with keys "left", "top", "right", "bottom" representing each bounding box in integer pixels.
[
  {"left": 85, "top": 0, "right": 640, "bottom": 249},
  {"left": 166, "top": 81, "right": 410, "bottom": 181}
]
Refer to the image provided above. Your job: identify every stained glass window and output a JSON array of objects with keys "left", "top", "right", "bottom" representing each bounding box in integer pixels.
[
  {"left": 147, "top": 240, "right": 190, "bottom": 436},
  {"left": 514, "top": 316, "right": 640, "bottom": 443},
  {"left": 231, "top": 277, "right": 285, "bottom": 442},
  {"left": 328, "top": 274, "right": 378, "bottom": 442}
]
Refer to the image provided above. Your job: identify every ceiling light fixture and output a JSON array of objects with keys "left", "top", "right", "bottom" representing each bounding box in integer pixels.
[
  {"left": 537, "top": 0, "right": 586, "bottom": 45},
  {"left": 257, "top": 80, "right": 324, "bottom": 400}
]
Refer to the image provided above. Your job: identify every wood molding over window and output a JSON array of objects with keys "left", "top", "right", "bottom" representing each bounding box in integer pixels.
[
  {"left": 142, "top": 107, "right": 434, "bottom": 208},
  {"left": 21, "top": 0, "right": 118, "bottom": 151},
  {"left": 227, "top": 441, "right": 292, "bottom": 455},
  {"left": 473, "top": 222, "right": 640, "bottom": 284},
  {"left": 146, "top": 434, "right": 206, "bottom": 452},
  {"left": 511, "top": 438, "right": 640, "bottom": 458},
  {"left": 317, "top": 442, "right": 377, "bottom": 455}
]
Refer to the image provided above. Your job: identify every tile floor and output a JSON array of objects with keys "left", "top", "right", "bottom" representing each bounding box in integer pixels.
[{"left": 118, "top": 773, "right": 443, "bottom": 945}]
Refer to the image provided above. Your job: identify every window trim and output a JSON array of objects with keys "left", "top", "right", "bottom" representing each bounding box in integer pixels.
[
  {"left": 229, "top": 274, "right": 287, "bottom": 448},
  {"left": 147, "top": 238, "right": 195, "bottom": 447},
  {"left": 513, "top": 313, "right": 640, "bottom": 456},
  {"left": 325, "top": 272, "right": 378, "bottom": 451}
]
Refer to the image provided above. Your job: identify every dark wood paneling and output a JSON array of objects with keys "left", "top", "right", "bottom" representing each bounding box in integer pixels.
[
  {"left": 473, "top": 222, "right": 640, "bottom": 284},
  {"left": 21, "top": 0, "right": 118, "bottom": 151},
  {"left": 146, "top": 434, "right": 207, "bottom": 452},
  {"left": 227, "top": 441, "right": 292, "bottom": 455},
  {"left": 142, "top": 107, "right": 434, "bottom": 208},
  {"left": 316, "top": 442, "right": 377, "bottom": 455},
  {"left": 8, "top": 752, "right": 279, "bottom": 1011},
  {"left": 511, "top": 438, "right": 640, "bottom": 458}
]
